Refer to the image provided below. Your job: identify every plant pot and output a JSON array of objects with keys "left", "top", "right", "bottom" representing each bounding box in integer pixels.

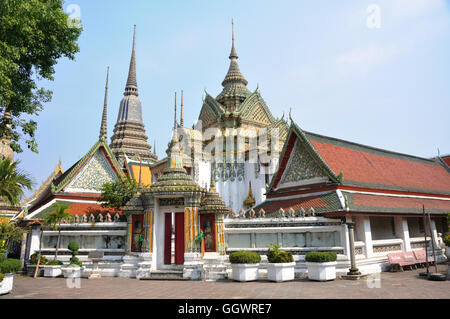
[
  {"left": 306, "top": 261, "right": 337, "bottom": 281},
  {"left": 231, "top": 263, "right": 259, "bottom": 282},
  {"left": 43, "top": 265, "right": 62, "bottom": 278},
  {"left": 62, "top": 266, "right": 84, "bottom": 278},
  {"left": 0, "top": 273, "right": 14, "bottom": 295},
  {"left": 26, "top": 264, "right": 44, "bottom": 277},
  {"left": 267, "top": 262, "right": 296, "bottom": 282}
]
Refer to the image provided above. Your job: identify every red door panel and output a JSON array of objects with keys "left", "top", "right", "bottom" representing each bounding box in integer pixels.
[
  {"left": 164, "top": 213, "right": 171, "bottom": 264},
  {"left": 174, "top": 212, "right": 185, "bottom": 264}
]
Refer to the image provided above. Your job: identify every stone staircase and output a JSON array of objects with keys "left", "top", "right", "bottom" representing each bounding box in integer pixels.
[
  {"left": 202, "top": 253, "right": 228, "bottom": 281},
  {"left": 143, "top": 269, "right": 188, "bottom": 280}
]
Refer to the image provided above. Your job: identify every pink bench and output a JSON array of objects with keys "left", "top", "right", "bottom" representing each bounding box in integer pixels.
[
  {"left": 388, "top": 250, "right": 435, "bottom": 271},
  {"left": 413, "top": 249, "right": 435, "bottom": 267}
]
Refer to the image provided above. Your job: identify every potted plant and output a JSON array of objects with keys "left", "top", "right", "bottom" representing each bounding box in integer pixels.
[
  {"left": 266, "top": 244, "right": 295, "bottom": 282},
  {"left": 43, "top": 259, "right": 63, "bottom": 278},
  {"left": 305, "top": 251, "right": 337, "bottom": 281},
  {"left": 0, "top": 255, "right": 22, "bottom": 295},
  {"left": 27, "top": 252, "right": 47, "bottom": 277},
  {"left": 62, "top": 241, "right": 84, "bottom": 278},
  {"left": 229, "top": 250, "right": 261, "bottom": 282}
]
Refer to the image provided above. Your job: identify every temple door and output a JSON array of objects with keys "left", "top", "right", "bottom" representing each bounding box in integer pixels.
[
  {"left": 131, "top": 214, "right": 144, "bottom": 252},
  {"left": 200, "top": 214, "right": 216, "bottom": 252},
  {"left": 164, "top": 213, "right": 171, "bottom": 264},
  {"left": 174, "top": 212, "right": 185, "bottom": 264}
]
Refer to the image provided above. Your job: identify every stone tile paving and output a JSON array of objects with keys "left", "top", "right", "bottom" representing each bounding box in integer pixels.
[{"left": 1, "top": 265, "right": 449, "bottom": 299}]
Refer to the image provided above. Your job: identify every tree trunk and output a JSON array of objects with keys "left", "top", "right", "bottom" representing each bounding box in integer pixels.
[{"left": 54, "top": 223, "right": 61, "bottom": 260}]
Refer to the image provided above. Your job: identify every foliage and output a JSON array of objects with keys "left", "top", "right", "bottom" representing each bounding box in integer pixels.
[
  {"left": 68, "top": 241, "right": 79, "bottom": 253},
  {"left": 0, "top": 258, "right": 21, "bottom": 274},
  {"left": 68, "top": 241, "right": 81, "bottom": 266},
  {"left": 98, "top": 177, "right": 138, "bottom": 211},
  {"left": 46, "top": 259, "right": 62, "bottom": 266},
  {"left": 0, "top": 0, "right": 82, "bottom": 153},
  {"left": 444, "top": 234, "right": 450, "bottom": 247},
  {"left": 44, "top": 203, "right": 71, "bottom": 230},
  {"left": 30, "top": 252, "right": 47, "bottom": 265},
  {"left": 305, "top": 252, "right": 337, "bottom": 263},
  {"left": 0, "top": 252, "right": 5, "bottom": 262},
  {"left": 266, "top": 243, "right": 294, "bottom": 263},
  {"left": 0, "top": 222, "right": 27, "bottom": 255},
  {"left": 0, "top": 158, "right": 33, "bottom": 206},
  {"left": 229, "top": 251, "right": 261, "bottom": 264},
  {"left": 0, "top": 273, "right": 3, "bottom": 282}
]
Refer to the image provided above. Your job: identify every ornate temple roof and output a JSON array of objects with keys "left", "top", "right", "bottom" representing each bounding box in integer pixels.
[{"left": 199, "top": 174, "right": 229, "bottom": 214}]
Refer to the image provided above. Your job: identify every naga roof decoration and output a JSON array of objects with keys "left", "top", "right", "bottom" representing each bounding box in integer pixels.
[{"left": 51, "top": 139, "right": 127, "bottom": 194}]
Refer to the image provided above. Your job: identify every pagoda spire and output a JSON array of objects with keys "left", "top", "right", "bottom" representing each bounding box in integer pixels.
[
  {"left": 180, "top": 90, "right": 184, "bottom": 127},
  {"left": 174, "top": 91, "right": 177, "bottom": 130},
  {"left": 216, "top": 19, "right": 250, "bottom": 107},
  {"left": 124, "top": 24, "right": 138, "bottom": 96},
  {"left": 99, "top": 66, "right": 109, "bottom": 141}
]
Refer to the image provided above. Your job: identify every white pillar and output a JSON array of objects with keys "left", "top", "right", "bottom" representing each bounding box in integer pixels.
[
  {"left": 29, "top": 225, "right": 41, "bottom": 257},
  {"left": 394, "top": 216, "right": 411, "bottom": 251},
  {"left": 429, "top": 219, "right": 439, "bottom": 250},
  {"left": 354, "top": 216, "right": 373, "bottom": 258}
]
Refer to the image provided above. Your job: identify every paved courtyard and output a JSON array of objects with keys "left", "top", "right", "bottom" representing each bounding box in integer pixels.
[{"left": 1, "top": 265, "right": 449, "bottom": 299}]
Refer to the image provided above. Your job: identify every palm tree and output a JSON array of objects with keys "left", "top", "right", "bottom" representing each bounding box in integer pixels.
[
  {"left": 44, "top": 203, "right": 71, "bottom": 260},
  {"left": 0, "top": 157, "right": 33, "bottom": 206}
]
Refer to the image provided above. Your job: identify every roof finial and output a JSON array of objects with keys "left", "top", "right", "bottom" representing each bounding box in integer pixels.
[
  {"left": 124, "top": 24, "right": 138, "bottom": 96},
  {"left": 229, "top": 18, "right": 238, "bottom": 59},
  {"left": 174, "top": 91, "right": 177, "bottom": 130},
  {"left": 180, "top": 90, "right": 184, "bottom": 127},
  {"left": 100, "top": 66, "right": 109, "bottom": 141}
]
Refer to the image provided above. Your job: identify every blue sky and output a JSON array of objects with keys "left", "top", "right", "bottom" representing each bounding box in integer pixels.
[{"left": 17, "top": 0, "right": 450, "bottom": 197}]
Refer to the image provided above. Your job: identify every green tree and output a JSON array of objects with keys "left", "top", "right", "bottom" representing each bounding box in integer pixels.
[
  {"left": 98, "top": 177, "right": 138, "bottom": 211},
  {"left": 0, "top": 157, "right": 33, "bottom": 206},
  {"left": 0, "top": 0, "right": 82, "bottom": 153},
  {"left": 44, "top": 203, "right": 70, "bottom": 260},
  {"left": 0, "top": 222, "right": 27, "bottom": 254}
]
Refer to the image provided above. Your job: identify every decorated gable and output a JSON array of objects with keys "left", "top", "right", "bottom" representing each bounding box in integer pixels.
[
  {"left": 66, "top": 148, "right": 120, "bottom": 192},
  {"left": 279, "top": 139, "right": 329, "bottom": 186}
]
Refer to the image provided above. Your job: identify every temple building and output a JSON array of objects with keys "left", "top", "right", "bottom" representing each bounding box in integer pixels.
[{"left": 10, "top": 22, "right": 449, "bottom": 279}]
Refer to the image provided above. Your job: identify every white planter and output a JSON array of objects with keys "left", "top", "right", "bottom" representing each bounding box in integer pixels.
[
  {"left": 267, "top": 262, "right": 296, "bottom": 282},
  {"left": 43, "top": 265, "right": 62, "bottom": 278},
  {"left": 231, "top": 264, "right": 259, "bottom": 282},
  {"left": 306, "top": 262, "right": 337, "bottom": 281},
  {"left": 62, "top": 266, "right": 84, "bottom": 278},
  {"left": 0, "top": 273, "right": 14, "bottom": 295}
]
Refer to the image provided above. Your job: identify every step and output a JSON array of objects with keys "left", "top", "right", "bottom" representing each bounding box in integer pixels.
[{"left": 142, "top": 270, "right": 189, "bottom": 281}]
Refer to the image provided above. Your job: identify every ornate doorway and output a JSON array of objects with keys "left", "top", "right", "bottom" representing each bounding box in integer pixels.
[
  {"left": 200, "top": 214, "right": 216, "bottom": 252},
  {"left": 131, "top": 214, "right": 144, "bottom": 252},
  {"left": 164, "top": 212, "right": 185, "bottom": 265}
]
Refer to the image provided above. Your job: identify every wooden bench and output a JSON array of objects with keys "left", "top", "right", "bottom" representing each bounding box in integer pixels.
[
  {"left": 387, "top": 252, "right": 416, "bottom": 271},
  {"left": 412, "top": 249, "right": 435, "bottom": 267}
]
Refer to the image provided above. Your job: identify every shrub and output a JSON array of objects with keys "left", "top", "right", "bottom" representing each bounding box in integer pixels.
[
  {"left": 444, "top": 234, "right": 450, "bottom": 247},
  {"left": 46, "top": 260, "right": 63, "bottom": 266},
  {"left": 30, "top": 253, "right": 47, "bottom": 265},
  {"left": 266, "top": 243, "right": 294, "bottom": 263},
  {"left": 0, "top": 273, "right": 3, "bottom": 282},
  {"left": 229, "top": 251, "right": 261, "bottom": 264},
  {"left": 68, "top": 241, "right": 79, "bottom": 252},
  {"left": 0, "top": 258, "right": 22, "bottom": 274},
  {"left": 0, "top": 252, "right": 5, "bottom": 263},
  {"left": 68, "top": 256, "right": 82, "bottom": 267},
  {"left": 305, "top": 252, "right": 337, "bottom": 263}
]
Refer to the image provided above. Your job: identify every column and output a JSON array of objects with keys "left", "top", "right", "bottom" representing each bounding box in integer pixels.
[
  {"left": 355, "top": 216, "right": 373, "bottom": 257},
  {"left": 394, "top": 216, "right": 411, "bottom": 251},
  {"left": 125, "top": 215, "right": 132, "bottom": 255},
  {"left": 143, "top": 208, "right": 154, "bottom": 253},
  {"left": 347, "top": 222, "right": 361, "bottom": 276},
  {"left": 215, "top": 214, "right": 225, "bottom": 255}
]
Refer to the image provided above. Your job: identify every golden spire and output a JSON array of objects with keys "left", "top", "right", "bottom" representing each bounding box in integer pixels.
[
  {"left": 99, "top": 66, "right": 109, "bottom": 141},
  {"left": 180, "top": 90, "right": 184, "bottom": 127}
]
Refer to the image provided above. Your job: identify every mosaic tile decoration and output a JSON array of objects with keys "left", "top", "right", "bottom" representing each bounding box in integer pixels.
[{"left": 68, "top": 149, "right": 119, "bottom": 191}]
